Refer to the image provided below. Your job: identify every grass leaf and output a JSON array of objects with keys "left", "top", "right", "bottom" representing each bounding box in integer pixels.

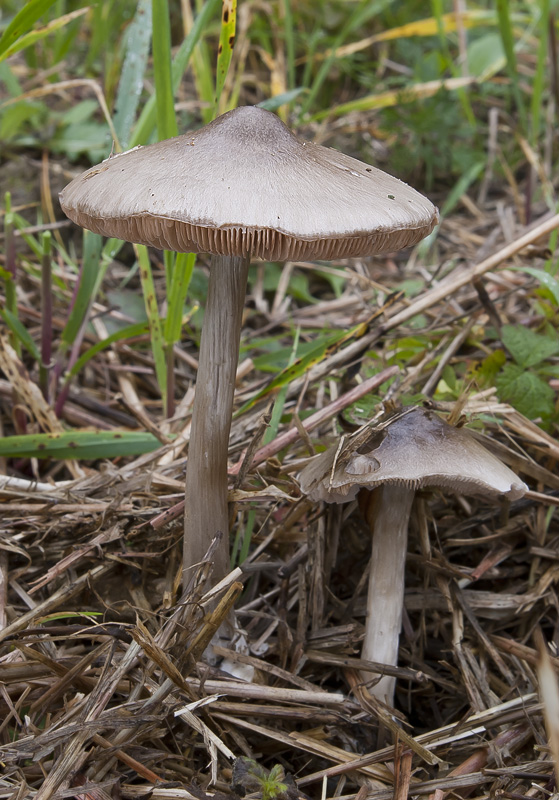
[
  {"left": 0, "top": 0, "right": 74, "bottom": 60},
  {"left": 113, "top": 0, "right": 152, "bottom": 150},
  {"left": 0, "top": 308, "right": 41, "bottom": 362},
  {"left": 136, "top": 244, "right": 167, "bottom": 408},
  {"left": 151, "top": 0, "right": 178, "bottom": 141},
  {"left": 215, "top": 0, "right": 237, "bottom": 113},
  {"left": 66, "top": 321, "right": 151, "bottom": 380},
  {"left": 0, "top": 7, "right": 89, "bottom": 61},
  {"left": 163, "top": 252, "right": 196, "bottom": 346},
  {"left": 0, "top": 430, "right": 164, "bottom": 460}
]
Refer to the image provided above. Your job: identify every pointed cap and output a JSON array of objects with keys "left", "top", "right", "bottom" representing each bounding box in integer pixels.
[
  {"left": 60, "top": 106, "right": 438, "bottom": 261},
  {"left": 299, "top": 406, "right": 527, "bottom": 503}
]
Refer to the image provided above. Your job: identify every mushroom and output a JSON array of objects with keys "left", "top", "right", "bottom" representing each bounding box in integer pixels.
[
  {"left": 299, "top": 405, "right": 527, "bottom": 706},
  {"left": 59, "top": 106, "right": 439, "bottom": 588}
]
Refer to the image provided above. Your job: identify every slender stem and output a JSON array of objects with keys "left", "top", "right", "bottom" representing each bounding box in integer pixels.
[
  {"left": 362, "top": 485, "right": 415, "bottom": 706},
  {"left": 165, "top": 343, "right": 175, "bottom": 419},
  {"left": 40, "top": 232, "right": 52, "bottom": 402},
  {"left": 183, "top": 253, "right": 250, "bottom": 588}
]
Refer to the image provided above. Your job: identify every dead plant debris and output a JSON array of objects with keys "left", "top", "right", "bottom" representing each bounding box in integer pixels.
[{"left": 0, "top": 168, "right": 558, "bottom": 800}]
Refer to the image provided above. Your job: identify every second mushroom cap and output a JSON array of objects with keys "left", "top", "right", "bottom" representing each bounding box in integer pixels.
[{"left": 299, "top": 406, "right": 528, "bottom": 503}]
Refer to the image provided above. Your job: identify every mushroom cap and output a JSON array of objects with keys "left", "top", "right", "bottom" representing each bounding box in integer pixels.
[
  {"left": 299, "top": 406, "right": 527, "bottom": 503},
  {"left": 59, "top": 106, "right": 438, "bottom": 261}
]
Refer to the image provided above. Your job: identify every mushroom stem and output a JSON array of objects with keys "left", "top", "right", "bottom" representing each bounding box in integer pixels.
[
  {"left": 183, "top": 253, "right": 250, "bottom": 587},
  {"left": 362, "top": 484, "right": 415, "bottom": 706}
]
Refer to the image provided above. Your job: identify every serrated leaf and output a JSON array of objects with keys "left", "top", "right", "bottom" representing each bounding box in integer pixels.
[
  {"left": 496, "top": 363, "right": 555, "bottom": 420},
  {"left": 0, "top": 430, "right": 164, "bottom": 460},
  {"left": 501, "top": 324, "right": 559, "bottom": 368}
]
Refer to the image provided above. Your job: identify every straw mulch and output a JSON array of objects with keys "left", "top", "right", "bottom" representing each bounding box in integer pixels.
[{"left": 1, "top": 185, "right": 559, "bottom": 800}]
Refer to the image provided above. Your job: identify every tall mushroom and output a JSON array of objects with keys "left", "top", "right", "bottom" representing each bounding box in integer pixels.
[
  {"left": 59, "top": 106, "right": 438, "bottom": 588},
  {"left": 299, "top": 405, "right": 527, "bottom": 706}
]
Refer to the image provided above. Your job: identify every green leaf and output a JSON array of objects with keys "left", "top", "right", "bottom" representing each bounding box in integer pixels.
[
  {"left": 0, "top": 308, "right": 40, "bottom": 361},
  {"left": 475, "top": 349, "right": 507, "bottom": 387},
  {"left": 501, "top": 324, "right": 559, "bottom": 368},
  {"left": 66, "top": 321, "right": 151, "bottom": 380},
  {"left": 113, "top": 0, "right": 152, "bottom": 150},
  {"left": 236, "top": 322, "right": 368, "bottom": 417},
  {"left": 257, "top": 88, "right": 306, "bottom": 112},
  {"left": 510, "top": 266, "right": 559, "bottom": 305},
  {"left": 0, "top": 0, "right": 68, "bottom": 60},
  {"left": 0, "top": 7, "right": 88, "bottom": 61},
  {"left": 496, "top": 363, "right": 555, "bottom": 420},
  {"left": 129, "top": 0, "right": 220, "bottom": 147},
  {"left": 496, "top": 0, "right": 527, "bottom": 131},
  {"left": 0, "top": 430, "right": 164, "bottom": 460},
  {"left": 439, "top": 160, "right": 485, "bottom": 218},
  {"left": 467, "top": 32, "right": 505, "bottom": 79},
  {"left": 164, "top": 252, "right": 196, "bottom": 346},
  {"left": 215, "top": 0, "right": 237, "bottom": 110},
  {"left": 151, "top": 0, "right": 178, "bottom": 141},
  {"left": 137, "top": 245, "right": 167, "bottom": 406}
]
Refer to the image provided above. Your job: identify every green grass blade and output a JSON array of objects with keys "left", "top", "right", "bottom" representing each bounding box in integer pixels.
[
  {"left": 163, "top": 252, "right": 196, "bottom": 346},
  {"left": 509, "top": 267, "right": 559, "bottom": 305},
  {"left": 113, "top": 0, "right": 152, "bottom": 150},
  {"left": 0, "top": 308, "right": 40, "bottom": 361},
  {"left": 0, "top": 7, "right": 88, "bottom": 61},
  {"left": 258, "top": 89, "right": 306, "bottom": 112},
  {"left": 137, "top": 244, "right": 167, "bottom": 408},
  {"left": 66, "top": 321, "right": 151, "bottom": 381},
  {"left": 282, "top": 0, "right": 295, "bottom": 91},
  {"left": 215, "top": 0, "right": 237, "bottom": 114},
  {"left": 530, "top": 0, "right": 550, "bottom": 144},
  {"left": 152, "top": 0, "right": 178, "bottom": 141},
  {"left": 236, "top": 327, "right": 359, "bottom": 418},
  {"left": 262, "top": 328, "right": 300, "bottom": 445},
  {"left": 60, "top": 231, "right": 102, "bottom": 348},
  {"left": 129, "top": 0, "right": 220, "bottom": 146},
  {"left": 3, "top": 192, "right": 16, "bottom": 324},
  {"left": 0, "top": 430, "right": 164, "bottom": 459},
  {"left": 0, "top": 0, "right": 68, "bottom": 60},
  {"left": 439, "top": 160, "right": 485, "bottom": 218},
  {"left": 496, "top": 0, "right": 527, "bottom": 131}
]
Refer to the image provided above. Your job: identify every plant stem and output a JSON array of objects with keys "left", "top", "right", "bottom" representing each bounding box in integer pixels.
[
  {"left": 362, "top": 484, "right": 415, "bottom": 706},
  {"left": 40, "top": 232, "right": 52, "bottom": 402},
  {"left": 183, "top": 253, "right": 250, "bottom": 587}
]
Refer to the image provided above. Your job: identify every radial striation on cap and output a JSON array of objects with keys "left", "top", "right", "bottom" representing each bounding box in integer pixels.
[{"left": 60, "top": 106, "right": 439, "bottom": 261}]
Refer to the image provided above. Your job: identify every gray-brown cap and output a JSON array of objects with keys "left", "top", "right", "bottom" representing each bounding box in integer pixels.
[
  {"left": 299, "top": 406, "right": 527, "bottom": 503},
  {"left": 59, "top": 106, "right": 439, "bottom": 261}
]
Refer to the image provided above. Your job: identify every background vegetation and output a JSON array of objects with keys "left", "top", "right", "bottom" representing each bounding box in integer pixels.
[{"left": 1, "top": 0, "right": 558, "bottom": 451}]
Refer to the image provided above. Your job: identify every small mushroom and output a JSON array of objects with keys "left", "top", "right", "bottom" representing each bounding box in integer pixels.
[
  {"left": 299, "top": 405, "right": 527, "bottom": 706},
  {"left": 60, "top": 107, "right": 438, "bottom": 588}
]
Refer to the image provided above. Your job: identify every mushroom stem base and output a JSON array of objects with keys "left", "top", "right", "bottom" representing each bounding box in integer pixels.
[
  {"left": 361, "top": 484, "right": 414, "bottom": 706},
  {"left": 183, "top": 253, "right": 250, "bottom": 589}
]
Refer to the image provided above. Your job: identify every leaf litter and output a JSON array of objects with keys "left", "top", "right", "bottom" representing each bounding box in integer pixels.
[{"left": 0, "top": 156, "right": 559, "bottom": 800}]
